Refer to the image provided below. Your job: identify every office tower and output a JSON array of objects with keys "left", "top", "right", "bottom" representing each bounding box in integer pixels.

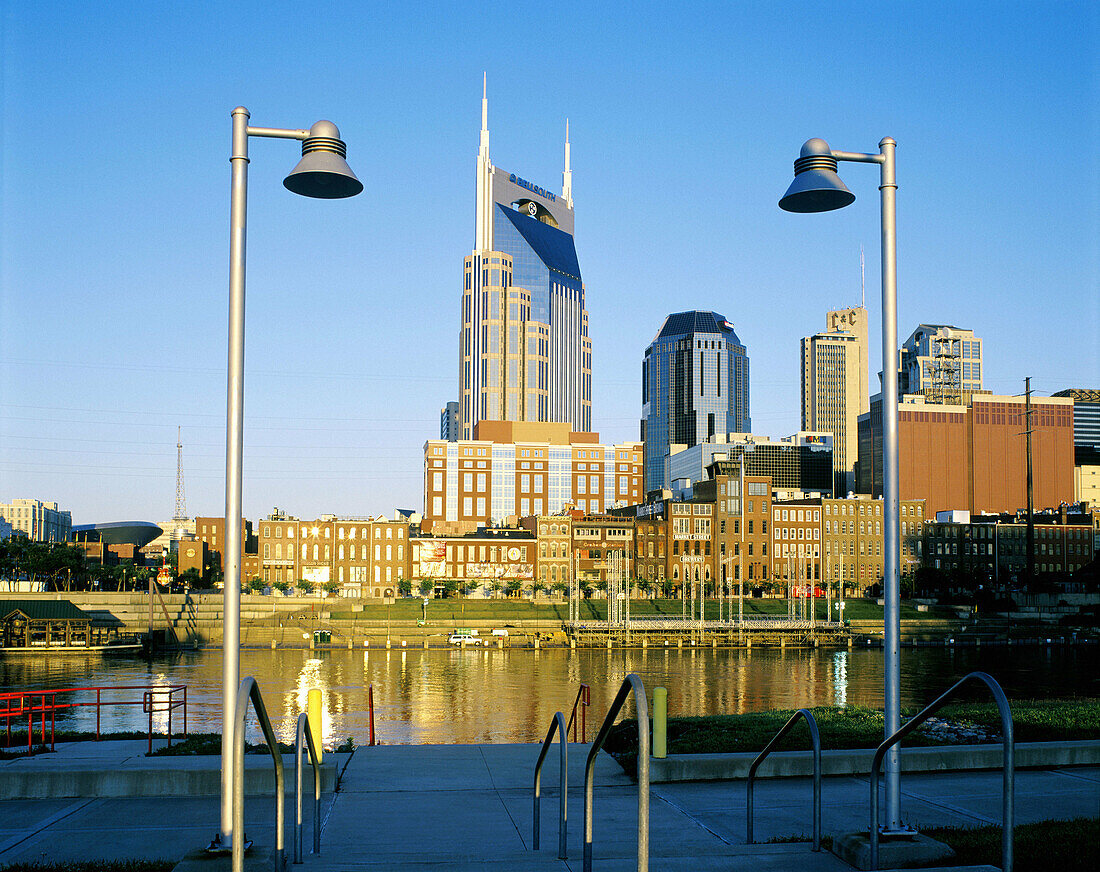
[
  {"left": 1052, "top": 388, "right": 1100, "bottom": 504},
  {"left": 459, "top": 79, "right": 590, "bottom": 439},
  {"left": 0, "top": 498, "right": 72, "bottom": 542},
  {"left": 802, "top": 306, "right": 869, "bottom": 495},
  {"left": 641, "top": 311, "right": 750, "bottom": 493},
  {"left": 440, "top": 402, "right": 460, "bottom": 441},
  {"left": 899, "top": 324, "right": 984, "bottom": 404}
]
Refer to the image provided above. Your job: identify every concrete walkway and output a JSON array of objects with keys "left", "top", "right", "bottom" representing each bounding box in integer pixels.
[{"left": 0, "top": 741, "right": 1096, "bottom": 870}]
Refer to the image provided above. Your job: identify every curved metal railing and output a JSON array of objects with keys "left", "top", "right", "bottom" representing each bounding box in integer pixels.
[
  {"left": 232, "top": 677, "right": 284, "bottom": 872},
  {"left": 583, "top": 673, "right": 649, "bottom": 872},
  {"left": 746, "top": 708, "right": 821, "bottom": 851},
  {"left": 294, "top": 713, "right": 322, "bottom": 863},
  {"left": 532, "top": 710, "right": 568, "bottom": 859},
  {"left": 869, "top": 671, "right": 1013, "bottom": 871}
]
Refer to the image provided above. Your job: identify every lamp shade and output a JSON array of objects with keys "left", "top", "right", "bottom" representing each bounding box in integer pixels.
[
  {"left": 779, "top": 138, "right": 854, "bottom": 213},
  {"left": 283, "top": 120, "right": 363, "bottom": 199}
]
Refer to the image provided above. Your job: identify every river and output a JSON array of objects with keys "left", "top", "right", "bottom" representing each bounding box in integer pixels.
[{"left": 2, "top": 645, "right": 1097, "bottom": 748}]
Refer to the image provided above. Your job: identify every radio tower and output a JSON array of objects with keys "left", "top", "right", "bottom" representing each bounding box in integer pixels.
[{"left": 172, "top": 427, "right": 188, "bottom": 543}]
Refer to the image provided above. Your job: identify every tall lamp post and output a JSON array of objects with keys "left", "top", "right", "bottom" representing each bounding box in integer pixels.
[
  {"left": 215, "top": 107, "right": 362, "bottom": 851},
  {"left": 779, "top": 136, "right": 905, "bottom": 834}
]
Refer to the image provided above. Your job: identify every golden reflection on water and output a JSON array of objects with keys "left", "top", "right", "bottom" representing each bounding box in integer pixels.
[{"left": 1, "top": 646, "right": 1096, "bottom": 747}]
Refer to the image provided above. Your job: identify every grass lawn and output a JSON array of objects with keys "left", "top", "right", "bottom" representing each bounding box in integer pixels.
[
  {"left": 923, "top": 817, "right": 1099, "bottom": 872},
  {"left": 604, "top": 698, "right": 1100, "bottom": 766}
]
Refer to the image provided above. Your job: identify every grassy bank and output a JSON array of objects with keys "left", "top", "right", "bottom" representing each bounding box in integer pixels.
[
  {"left": 327, "top": 596, "right": 956, "bottom": 624},
  {"left": 605, "top": 698, "right": 1100, "bottom": 765}
]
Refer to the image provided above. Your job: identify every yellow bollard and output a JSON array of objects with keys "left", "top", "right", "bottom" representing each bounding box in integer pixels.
[
  {"left": 270, "top": 639, "right": 277, "bottom": 650},
  {"left": 308, "top": 688, "right": 323, "bottom": 762},
  {"left": 653, "top": 687, "right": 668, "bottom": 758}
]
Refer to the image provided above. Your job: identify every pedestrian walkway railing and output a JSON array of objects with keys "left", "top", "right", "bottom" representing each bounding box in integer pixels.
[
  {"left": 566, "top": 683, "right": 589, "bottom": 742},
  {"left": 1, "top": 684, "right": 187, "bottom": 753},
  {"left": 532, "top": 710, "right": 568, "bottom": 859},
  {"left": 294, "top": 712, "right": 322, "bottom": 864},
  {"left": 232, "top": 677, "right": 284, "bottom": 872},
  {"left": 583, "top": 673, "right": 649, "bottom": 872},
  {"left": 869, "top": 671, "right": 1013, "bottom": 872},
  {"left": 746, "top": 708, "right": 821, "bottom": 851}
]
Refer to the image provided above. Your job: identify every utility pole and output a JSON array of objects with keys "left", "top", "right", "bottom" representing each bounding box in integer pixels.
[{"left": 1024, "top": 378, "right": 1035, "bottom": 589}]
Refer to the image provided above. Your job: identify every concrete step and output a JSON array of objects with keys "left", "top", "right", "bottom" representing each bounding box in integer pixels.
[{"left": 300, "top": 842, "right": 854, "bottom": 871}]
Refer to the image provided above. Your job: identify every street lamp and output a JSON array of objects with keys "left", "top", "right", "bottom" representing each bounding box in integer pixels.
[
  {"left": 779, "top": 136, "right": 905, "bottom": 834},
  {"left": 216, "top": 107, "right": 361, "bottom": 852}
]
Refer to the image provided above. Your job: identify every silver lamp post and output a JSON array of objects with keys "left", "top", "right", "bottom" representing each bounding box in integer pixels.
[
  {"left": 215, "top": 107, "right": 362, "bottom": 851},
  {"left": 779, "top": 136, "right": 904, "bottom": 834}
]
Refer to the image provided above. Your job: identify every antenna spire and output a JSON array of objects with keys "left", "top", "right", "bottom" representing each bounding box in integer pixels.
[
  {"left": 860, "top": 245, "right": 865, "bottom": 308},
  {"left": 562, "top": 118, "right": 573, "bottom": 209},
  {"left": 173, "top": 426, "right": 188, "bottom": 542},
  {"left": 475, "top": 73, "right": 493, "bottom": 250}
]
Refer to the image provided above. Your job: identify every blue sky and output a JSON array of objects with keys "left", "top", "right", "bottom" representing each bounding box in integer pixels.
[{"left": 1, "top": 1, "right": 1097, "bottom": 525}]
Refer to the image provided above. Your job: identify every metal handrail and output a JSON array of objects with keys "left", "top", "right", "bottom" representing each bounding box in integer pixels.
[
  {"left": 869, "top": 671, "right": 1013, "bottom": 872},
  {"left": 532, "top": 710, "right": 568, "bottom": 859},
  {"left": 294, "top": 713, "right": 322, "bottom": 863},
  {"left": 566, "top": 683, "right": 590, "bottom": 743},
  {"left": 232, "top": 677, "right": 285, "bottom": 872},
  {"left": 746, "top": 708, "right": 821, "bottom": 851},
  {"left": 583, "top": 673, "right": 649, "bottom": 872}
]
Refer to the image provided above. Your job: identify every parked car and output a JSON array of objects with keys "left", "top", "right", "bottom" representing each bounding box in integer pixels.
[{"left": 448, "top": 633, "right": 482, "bottom": 646}]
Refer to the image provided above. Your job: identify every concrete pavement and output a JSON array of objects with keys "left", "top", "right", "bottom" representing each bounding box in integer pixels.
[{"left": 0, "top": 741, "right": 1096, "bottom": 870}]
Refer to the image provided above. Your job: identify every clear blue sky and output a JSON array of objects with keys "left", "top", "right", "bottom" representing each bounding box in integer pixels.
[{"left": 1, "top": 1, "right": 1097, "bottom": 525}]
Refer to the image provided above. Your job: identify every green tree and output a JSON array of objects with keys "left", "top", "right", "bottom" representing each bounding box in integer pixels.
[
  {"left": 397, "top": 578, "right": 412, "bottom": 597},
  {"left": 418, "top": 578, "right": 435, "bottom": 597},
  {"left": 505, "top": 579, "right": 521, "bottom": 598},
  {"left": 178, "top": 568, "right": 203, "bottom": 591},
  {"left": 272, "top": 579, "right": 290, "bottom": 595},
  {"left": 247, "top": 577, "right": 266, "bottom": 593},
  {"left": 440, "top": 578, "right": 458, "bottom": 598},
  {"left": 297, "top": 578, "right": 316, "bottom": 596},
  {"left": 489, "top": 580, "right": 503, "bottom": 599},
  {"left": 322, "top": 580, "right": 341, "bottom": 597},
  {"left": 552, "top": 581, "right": 568, "bottom": 600},
  {"left": 636, "top": 577, "right": 653, "bottom": 599}
]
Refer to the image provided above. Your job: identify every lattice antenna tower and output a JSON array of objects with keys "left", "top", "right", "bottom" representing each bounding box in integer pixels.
[{"left": 173, "top": 426, "right": 188, "bottom": 541}]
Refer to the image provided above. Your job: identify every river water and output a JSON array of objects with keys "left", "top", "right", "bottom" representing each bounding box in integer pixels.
[{"left": 2, "top": 645, "right": 1097, "bottom": 748}]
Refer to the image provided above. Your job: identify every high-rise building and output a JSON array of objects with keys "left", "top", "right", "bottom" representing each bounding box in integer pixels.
[
  {"left": 1052, "top": 388, "right": 1100, "bottom": 504},
  {"left": 459, "top": 79, "right": 590, "bottom": 438},
  {"left": 0, "top": 498, "right": 72, "bottom": 543},
  {"left": 440, "top": 402, "right": 460, "bottom": 442},
  {"left": 802, "top": 306, "right": 869, "bottom": 495},
  {"left": 899, "top": 324, "right": 984, "bottom": 404},
  {"left": 641, "top": 311, "right": 750, "bottom": 493}
]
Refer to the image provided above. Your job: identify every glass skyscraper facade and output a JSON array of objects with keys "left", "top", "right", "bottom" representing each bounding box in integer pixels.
[
  {"left": 641, "top": 311, "right": 750, "bottom": 493},
  {"left": 459, "top": 83, "right": 591, "bottom": 439}
]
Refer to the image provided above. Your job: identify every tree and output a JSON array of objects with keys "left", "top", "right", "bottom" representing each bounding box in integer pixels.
[
  {"left": 506, "top": 579, "right": 521, "bottom": 598},
  {"left": 489, "top": 580, "right": 503, "bottom": 599},
  {"left": 271, "top": 579, "right": 290, "bottom": 595},
  {"left": 552, "top": 581, "right": 568, "bottom": 600},
  {"left": 297, "top": 578, "right": 316, "bottom": 596},
  {"left": 418, "top": 578, "right": 434, "bottom": 597},
  {"left": 637, "top": 577, "right": 653, "bottom": 599},
  {"left": 322, "top": 580, "right": 341, "bottom": 597},
  {"left": 397, "top": 578, "right": 412, "bottom": 597},
  {"left": 440, "top": 578, "right": 458, "bottom": 598},
  {"left": 178, "top": 568, "right": 203, "bottom": 591},
  {"left": 247, "top": 577, "right": 265, "bottom": 593}
]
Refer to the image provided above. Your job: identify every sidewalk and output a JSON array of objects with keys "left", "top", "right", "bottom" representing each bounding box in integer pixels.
[{"left": 0, "top": 741, "right": 1096, "bottom": 870}]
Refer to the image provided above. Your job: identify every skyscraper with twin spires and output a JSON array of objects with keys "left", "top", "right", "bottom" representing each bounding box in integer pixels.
[{"left": 458, "top": 78, "right": 591, "bottom": 439}]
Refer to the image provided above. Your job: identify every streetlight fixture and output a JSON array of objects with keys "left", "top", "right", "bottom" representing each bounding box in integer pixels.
[
  {"left": 215, "top": 107, "right": 361, "bottom": 852},
  {"left": 779, "top": 136, "right": 905, "bottom": 835}
]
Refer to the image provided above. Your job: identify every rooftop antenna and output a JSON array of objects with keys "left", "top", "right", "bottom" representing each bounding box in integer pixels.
[
  {"left": 173, "top": 426, "right": 188, "bottom": 542},
  {"left": 562, "top": 118, "right": 573, "bottom": 209},
  {"left": 860, "top": 245, "right": 865, "bottom": 308}
]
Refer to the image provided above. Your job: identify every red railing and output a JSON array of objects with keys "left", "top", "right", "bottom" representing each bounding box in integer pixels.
[
  {"left": 566, "top": 683, "right": 590, "bottom": 743},
  {"left": 1, "top": 685, "right": 187, "bottom": 754},
  {"left": 367, "top": 684, "right": 377, "bottom": 746}
]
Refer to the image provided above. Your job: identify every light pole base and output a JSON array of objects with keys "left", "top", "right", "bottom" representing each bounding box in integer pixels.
[
  {"left": 832, "top": 830, "right": 953, "bottom": 871},
  {"left": 205, "top": 832, "right": 254, "bottom": 854}
]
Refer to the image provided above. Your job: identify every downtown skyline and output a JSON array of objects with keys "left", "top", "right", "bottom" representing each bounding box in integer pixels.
[{"left": 0, "top": 1, "right": 1097, "bottom": 524}]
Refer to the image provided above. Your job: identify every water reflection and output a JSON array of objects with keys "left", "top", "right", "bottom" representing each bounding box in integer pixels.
[{"left": 1, "top": 646, "right": 1096, "bottom": 747}]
